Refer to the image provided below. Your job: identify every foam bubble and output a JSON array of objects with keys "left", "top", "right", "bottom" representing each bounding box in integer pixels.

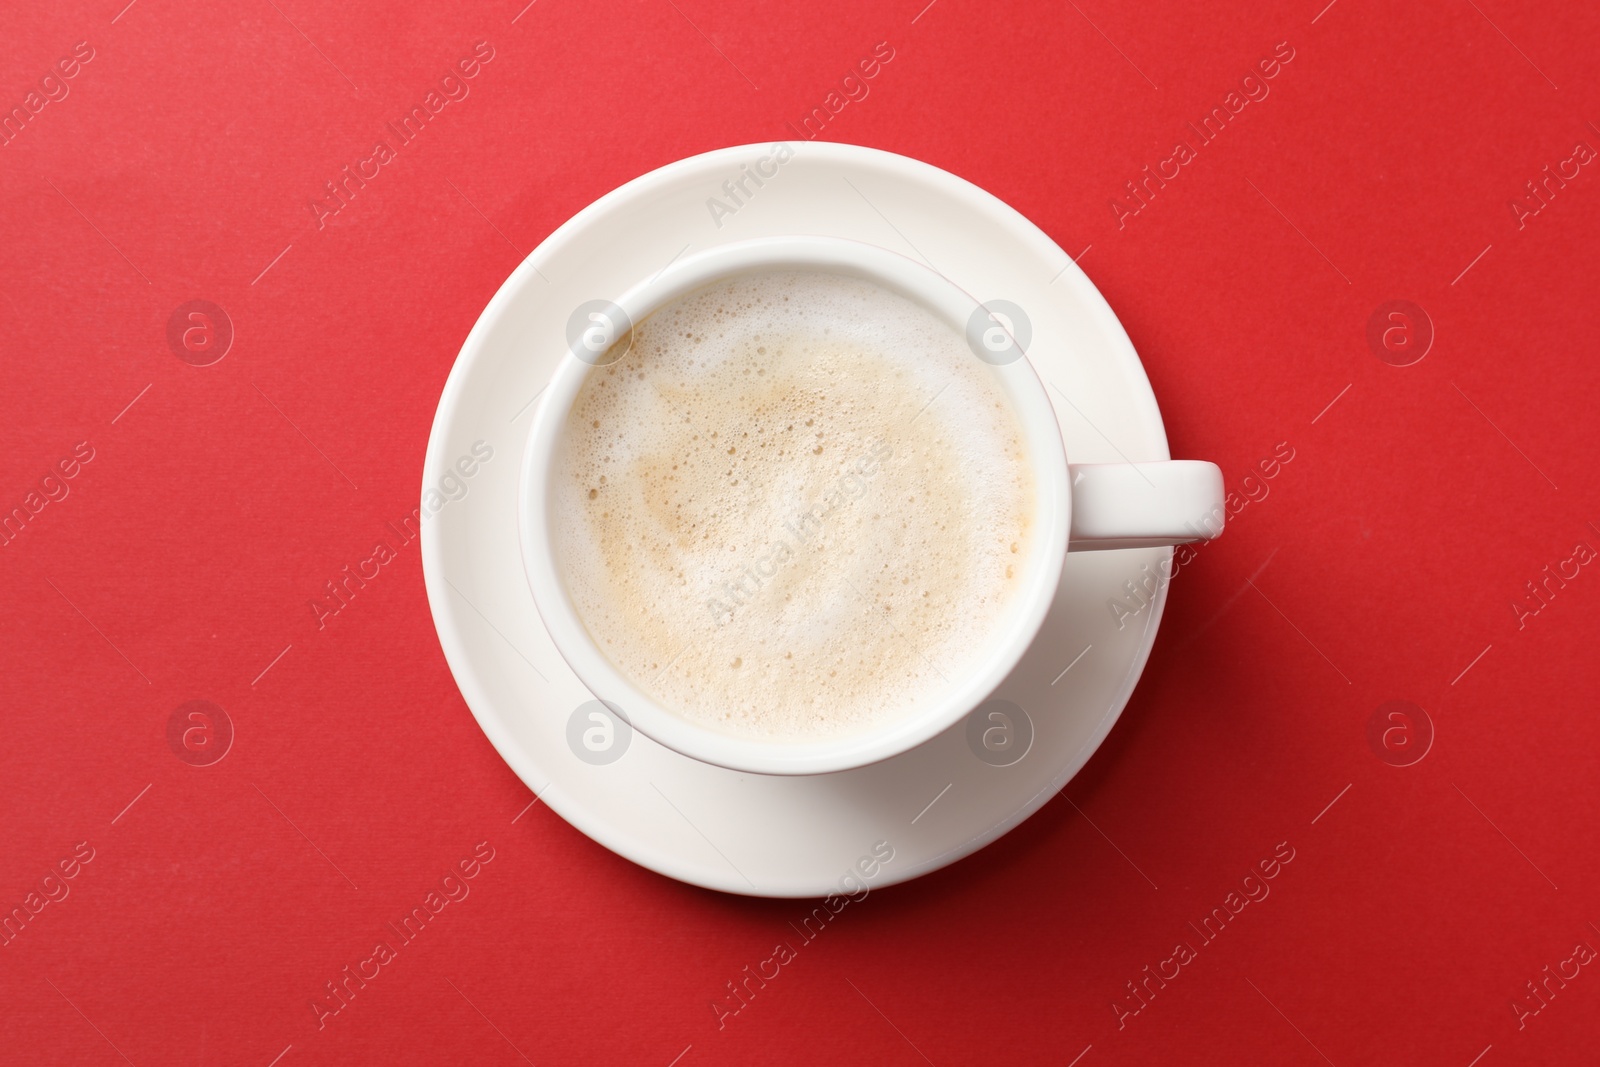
[{"left": 552, "top": 270, "right": 1036, "bottom": 742}]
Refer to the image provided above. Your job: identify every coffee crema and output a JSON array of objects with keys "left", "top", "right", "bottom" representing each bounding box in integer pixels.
[{"left": 552, "top": 270, "right": 1036, "bottom": 742}]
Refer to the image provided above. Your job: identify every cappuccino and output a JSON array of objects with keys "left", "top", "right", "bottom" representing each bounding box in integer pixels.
[{"left": 553, "top": 270, "right": 1035, "bottom": 742}]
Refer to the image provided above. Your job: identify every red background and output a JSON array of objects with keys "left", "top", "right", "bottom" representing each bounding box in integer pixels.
[{"left": 3, "top": 0, "right": 1598, "bottom": 1063}]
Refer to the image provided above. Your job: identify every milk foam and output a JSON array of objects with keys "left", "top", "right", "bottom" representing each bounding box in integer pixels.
[{"left": 553, "top": 270, "right": 1036, "bottom": 742}]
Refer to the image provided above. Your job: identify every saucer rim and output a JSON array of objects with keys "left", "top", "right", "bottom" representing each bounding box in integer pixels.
[{"left": 421, "top": 140, "right": 1172, "bottom": 897}]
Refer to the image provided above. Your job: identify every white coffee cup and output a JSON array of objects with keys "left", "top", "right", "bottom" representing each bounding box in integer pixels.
[{"left": 520, "top": 237, "right": 1223, "bottom": 776}]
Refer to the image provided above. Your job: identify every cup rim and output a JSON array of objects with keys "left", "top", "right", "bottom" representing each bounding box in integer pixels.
[{"left": 518, "top": 236, "right": 1071, "bottom": 775}]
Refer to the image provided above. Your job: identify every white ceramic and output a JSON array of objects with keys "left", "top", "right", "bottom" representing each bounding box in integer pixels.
[
  {"left": 519, "top": 236, "right": 1222, "bottom": 776},
  {"left": 422, "top": 141, "right": 1207, "bottom": 896}
]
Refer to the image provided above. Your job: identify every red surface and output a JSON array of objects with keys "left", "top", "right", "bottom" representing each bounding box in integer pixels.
[{"left": 3, "top": 0, "right": 1599, "bottom": 1063}]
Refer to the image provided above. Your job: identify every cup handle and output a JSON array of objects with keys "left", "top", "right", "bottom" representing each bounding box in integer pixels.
[{"left": 1068, "top": 461, "right": 1226, "bottom": 551}]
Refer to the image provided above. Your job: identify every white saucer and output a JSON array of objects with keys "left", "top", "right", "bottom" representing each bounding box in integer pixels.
[{"left": 422, "top": 142, "right": 1174, "bottom": 897}]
